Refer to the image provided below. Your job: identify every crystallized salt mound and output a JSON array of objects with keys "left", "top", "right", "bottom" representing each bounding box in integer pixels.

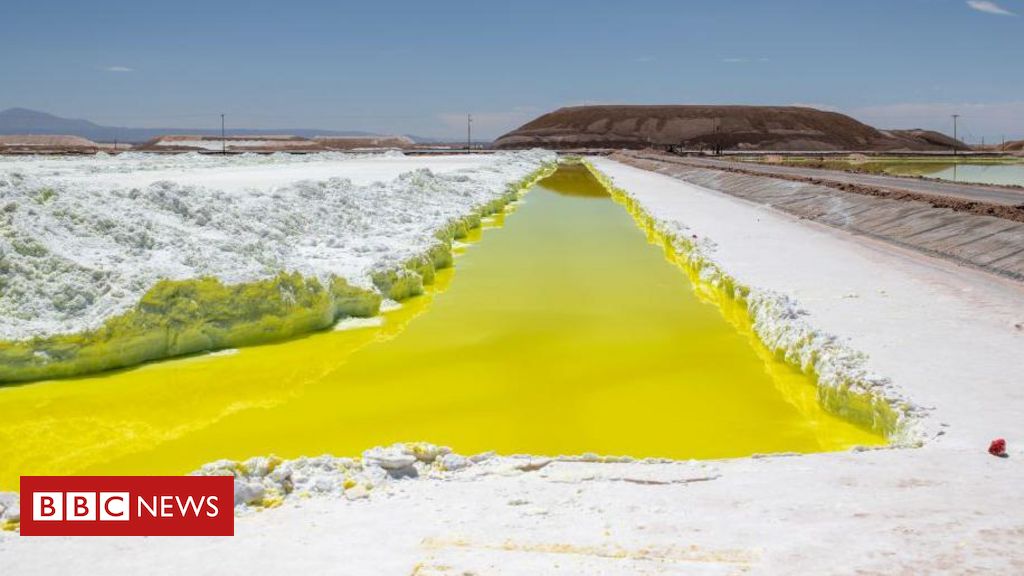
[
  {"left": 0, "top": 443, "right": 689, "bottom": 523},
  {"left": 654, "top": 216, "right": 923, "bottom": 441},
  {"left": 188, "top": 442, "right": 642, "bottom": 512},
  {"left": 0, "top": 151, "right": 555, "bottom": 341},
  {"left": 192, "top": 443, "right": 485, "bottom": 509},
  {"left": 0, "top": 493, "right": 19, "bottom": 523}
]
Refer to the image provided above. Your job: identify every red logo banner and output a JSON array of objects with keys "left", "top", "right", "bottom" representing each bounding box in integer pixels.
[{"left": 19, "top": 476, "right": 234, "bottom": 536}]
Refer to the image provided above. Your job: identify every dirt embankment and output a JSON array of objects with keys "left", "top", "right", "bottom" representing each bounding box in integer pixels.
[
  {"left": 494, "top": 105, "right": 968, "bottom": 152},
  {"left": 314, "top": 136, "right": 415, "bottom": 150},
  {"left": 0, "top": 134, "right": 107, "bottom": 154},
  {"left": 134, "top": 135, "right": 416, "bottom": 153}
]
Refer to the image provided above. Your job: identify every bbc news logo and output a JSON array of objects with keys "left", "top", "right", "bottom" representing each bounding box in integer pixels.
[{"left": 20, "top": 476, "right": 233, "bottom": 536}]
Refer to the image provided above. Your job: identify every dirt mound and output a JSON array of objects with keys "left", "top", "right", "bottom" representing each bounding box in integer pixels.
[
  {"left": 1002, "top": 140, "right": 1024, "bottom": 152},
  {"left": 314, "top": 135, "right": 414, "bottom": 150},
  {"left": 494, "top": 105, "right": 965, "bottom": 152},
  {"left": 135, "top": 134, "right": 414, "bottom": 152},
  {"left": 0, "top": 134, "right": 101, "bottom": 151},
  {"left": 137, "top": 135, "right": 325, "bottom": 152}
]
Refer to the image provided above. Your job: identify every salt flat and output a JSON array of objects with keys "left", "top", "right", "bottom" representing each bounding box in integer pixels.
[{"left": 2, "top": 156, "right": 1022, "bottom": 574}]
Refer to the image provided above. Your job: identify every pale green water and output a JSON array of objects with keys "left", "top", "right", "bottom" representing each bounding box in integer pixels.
[{"left": 883, "top": 162, "right": 1024, "bottom": 186}]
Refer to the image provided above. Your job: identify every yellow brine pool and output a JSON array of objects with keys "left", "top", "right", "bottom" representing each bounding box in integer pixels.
[{"left": 0, "top": 165, "right": 882, "bottom": 489}]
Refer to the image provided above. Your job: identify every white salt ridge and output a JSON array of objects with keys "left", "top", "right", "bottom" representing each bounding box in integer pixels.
[
  {"left": 583, "top": 162, "right": 922, "bottom": 441},
  {"left": 0, "top": 151, "right": 555, "bottom": 341},
  {"left": 0, "top": 443, "right": 638, "bottom": 521},
  {"left": 0, "top": 151, "right": 496, "bottom": 193},
  {"left": 676, "top": 223, "right": 920, "bottom": 440},
  {"left": 187, "top": 443, "right": 640, "bottom": 511},
  {"left": 0, "top": 150, "right": 404, "bottom": 179}
]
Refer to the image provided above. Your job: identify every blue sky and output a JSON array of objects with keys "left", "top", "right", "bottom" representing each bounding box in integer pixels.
[{"left": 1, "top": 0, "right": 1021, "bottom": 140}]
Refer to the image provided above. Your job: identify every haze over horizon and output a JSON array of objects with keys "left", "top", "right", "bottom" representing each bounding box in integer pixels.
[{"left": 2, "top": 0, "right": 1022, "bottom": 142}]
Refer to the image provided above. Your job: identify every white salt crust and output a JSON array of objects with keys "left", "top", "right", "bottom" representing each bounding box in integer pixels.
[{"left": 0, "top": 151, "right": 555, "bottom": 340}]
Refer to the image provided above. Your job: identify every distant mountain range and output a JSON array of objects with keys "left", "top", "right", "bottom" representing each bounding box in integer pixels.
[{"left": 0, "top": 108, "right": 449, "bottom": 143}]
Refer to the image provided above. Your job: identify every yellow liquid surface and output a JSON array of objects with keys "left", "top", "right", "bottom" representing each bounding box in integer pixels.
[{"left": 0, "top": 166, "right": 882, "bottom": 489}]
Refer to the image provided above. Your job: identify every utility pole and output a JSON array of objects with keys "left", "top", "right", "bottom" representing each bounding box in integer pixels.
[
  {"left": 714, "top": 117, "right": 721, "bottom": 156},
  {"left": 221, "top": 113, "right": 226, "bottom": 154},
  {"left": 467, "top": 113, "right": 472, "bottom": 152},
  {"left": 952, "top": 114, "right": 959, "bottom": 157}
]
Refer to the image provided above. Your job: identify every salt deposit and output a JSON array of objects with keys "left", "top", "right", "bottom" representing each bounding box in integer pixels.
[
  {"left": 0, "top": 151, "right": 555, "bottom": 341},
  {"left": 189, "top": 442, "right": 643, "bottom": 512}
]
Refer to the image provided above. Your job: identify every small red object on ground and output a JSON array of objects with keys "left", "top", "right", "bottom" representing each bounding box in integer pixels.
[{"left": 988, "top": 438, "right": 1007, "bottom": 457}]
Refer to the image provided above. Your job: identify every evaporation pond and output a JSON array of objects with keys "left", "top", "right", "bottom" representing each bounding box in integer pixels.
[
  {"left": 0, "top": 165, "right": 883, "bottom": 488},
  {"left": 881, "top": 162, "right": 1024, "bottom": 186}
]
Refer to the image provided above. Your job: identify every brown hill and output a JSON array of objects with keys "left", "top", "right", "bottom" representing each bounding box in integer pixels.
[{"left": 493, "top": 105, "right": 967, "bottom": 152}]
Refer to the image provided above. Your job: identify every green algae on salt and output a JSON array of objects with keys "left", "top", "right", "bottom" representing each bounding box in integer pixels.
[{"left": 0, "top": 163, "right": 556, "bottom": 383}]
